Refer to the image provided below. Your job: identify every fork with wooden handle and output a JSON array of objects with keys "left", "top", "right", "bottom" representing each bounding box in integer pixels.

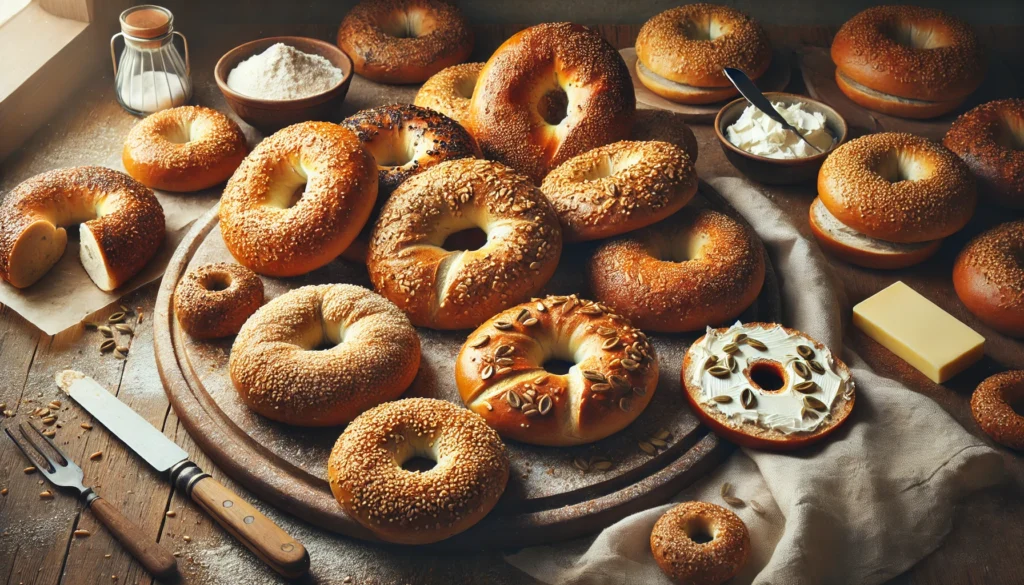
[{"left": 4, "top": 422, "right": 178, "bottom": 580}]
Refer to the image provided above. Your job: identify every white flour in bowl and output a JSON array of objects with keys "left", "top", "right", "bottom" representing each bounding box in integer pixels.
[{"left": 226, "top": 43, "right": 343, "bottom": 100}]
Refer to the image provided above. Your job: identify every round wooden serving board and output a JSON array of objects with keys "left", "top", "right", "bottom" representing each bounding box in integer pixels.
[{"left": 154, "top": 182, "right": 781, "bottom": 550}]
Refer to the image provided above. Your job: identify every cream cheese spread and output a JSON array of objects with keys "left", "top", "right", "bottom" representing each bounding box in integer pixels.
[{"left": 726, "top": 101, "right": 835, "bottom": 159}]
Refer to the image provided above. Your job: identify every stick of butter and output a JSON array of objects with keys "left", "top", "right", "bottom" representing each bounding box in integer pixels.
[{"left": 852, "top": 281, "right": 984, "bottom": 384}]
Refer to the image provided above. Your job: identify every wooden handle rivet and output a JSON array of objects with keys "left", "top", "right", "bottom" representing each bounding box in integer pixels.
[
  {"left": 281, "top": 543, "right": 295, "bottom": 552},
  {"left": 243, "top": 516, "right": 254, "bottom": 524},
  {"left": 222, "top": 500, "right": 233, "bottom": 508}
]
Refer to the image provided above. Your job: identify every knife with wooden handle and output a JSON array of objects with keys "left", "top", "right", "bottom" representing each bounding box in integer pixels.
[{"left": 56, "top": 370, "right": 310, "bottom": 579}]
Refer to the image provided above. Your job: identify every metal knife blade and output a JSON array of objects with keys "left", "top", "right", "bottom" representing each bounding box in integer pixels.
[
  {"left": 722, "top": 67, "right": 824, "bottom": 154},
  {"left": 56, "top": 370, "right": 188, "bottom": 472}
]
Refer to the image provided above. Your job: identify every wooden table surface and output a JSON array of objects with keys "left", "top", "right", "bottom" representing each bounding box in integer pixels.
[{"left": 0, "top": 23, "right": 1022, "bottom": 585}]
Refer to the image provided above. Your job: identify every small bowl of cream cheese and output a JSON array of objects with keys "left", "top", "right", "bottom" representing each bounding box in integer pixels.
[{"left": 715, "top": 92, "right": 847, "bottom": 184}]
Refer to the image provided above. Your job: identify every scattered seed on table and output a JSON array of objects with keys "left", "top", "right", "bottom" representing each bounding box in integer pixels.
[
  {"left": 73, "top": 529, "right": 91, "bottom": 538},
  {"left": 40, "top": 490, "right": 53, "bottom": 499},
  {"left": 23, "top": 466, "right": 36, "bottom": 474},
  {"left": 89, "top": 451, "right": 102, "bottom": 461}
]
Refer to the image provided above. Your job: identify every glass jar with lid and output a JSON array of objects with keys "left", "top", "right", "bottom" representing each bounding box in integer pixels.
[{"left": 110, "top": 5, "right": 192, "bottom": 115}]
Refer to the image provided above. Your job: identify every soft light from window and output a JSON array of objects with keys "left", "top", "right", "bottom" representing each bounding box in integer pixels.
[{"left": 0, "top": 0, "right": 31, "bottom": 27}]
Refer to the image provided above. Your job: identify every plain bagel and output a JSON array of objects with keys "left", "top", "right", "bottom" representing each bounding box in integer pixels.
[
  {"left": 468, "top": 22, "right": 635, "bottom": 182},
  {"left": 337, "top": 0, "right": 473, "bottom": 84},
  {"left": 218, "top": 122, "right": 378, "bottom": 277},
  {"left": 0, "top": 166, "right": 165, "bottom": 291},
  {"left": 953, "top": 220, "right": 1024, "bottom": 338},
  {"left": 944, "top": 99, "right": 1024, "bottom": 209},
  {"left": 122, "top": 105, "right": 248, "bottom": 193},
  {"left": 414, "top": 62, "right": 483, "bottom": 128},
  {"left": 229, "top": 284, "right": 421, "bottom": 426}
]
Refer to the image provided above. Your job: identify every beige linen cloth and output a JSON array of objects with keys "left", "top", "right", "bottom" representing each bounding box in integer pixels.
[{"left": 506, "top": 177, "right": 1004, "bottom": 585}]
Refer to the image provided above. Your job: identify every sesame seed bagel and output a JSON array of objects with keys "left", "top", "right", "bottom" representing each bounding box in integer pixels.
[
  {"left": 630, "top": 109, "right": 699, "bottom": 163},
  {"left": 122, "top": 106, "right": 248, "bottom": 193},
  {"left": 817, "top": 133, "right": 976, "bottom": 244},
  {"left": 831, "top": 6, "right": 984, "bottom": 118},
  {"left": 468, "top": 22, "right": 635, "bottom": 183},
  {"left": 588, "top": 207, "right": 765, "bottom": 333},
  {"left": 414, "top": 62, "right": 483, "bottom": 128},
  {"left": 218, "top": 122, "right": 378, "bottom": 277},
  {"left": 944, "top": 99, "right": 1024, "bottom": 209},
  {"left": 953, "top": 221, "right": 1024, "bottom": 338},
  {"left": 367, "top": 159, "right": 562, "bottom": 330},
  {"left": 229, "top": 284, "right": 421, "bottom": 427},
  {"left": 0, "top": 166, "right": 165, "bottom": 291},
  {"left": 328, "top": 397, "right": 509, "bottom": 544},
  {"left": 456, "top": 295, "right": 658, "bottom": 446},
  {"left": 971, "top": 371, "right": 1024, "bottom": 451},
  {"left": 682, "top": 322, "right": 856, "bottom": 451},
  {"left": 341, "top": 104, "right": 479, "bottom": 196},
  {"left": 636, "top": 4, "right": 771, "bottom": 104},
  {"left": 651, "top": 501, "right": 750, "bottom": 585},
  {"left": 541, "top": 141, "right": 697, "bottom": 242},
  {"left": 337, "top": 0, "right": 473, "bottom": 84},
  {"left": 173, "top": 263, "right": 263, "bottom": 339}
]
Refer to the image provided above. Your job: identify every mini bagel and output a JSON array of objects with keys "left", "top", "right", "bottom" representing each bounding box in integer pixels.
[
  {"left": 456, "top": 294, "right": 658, "bottom": 446},
  {"left": 414, "top": 62, "right": 483, "bottom": 128},
  {"left": 328, "top": 398, "right": 509, "bottom": 544},
  {"left": 0, "top": 166, "right": 165, "bottom": 291},
  {"left": 541, "top": 141, "right": 697, "bottom": 242},
  {"left": 682, "top": 322, "right": 856, "bottom": 451},
  {"left": 173, "top": 263, "right": 263, "bottom": 339},
  {"left": 953, "top": 220, "right": 1024, "bottom": 338},
  {"left": 588, "top": 207, "right": 765, "bottom": 332},
  {"left": 468, "top": 22, "right": 635, "bottom": 183},
  {"left": 229, "top": 284, "right": 421, "bottom": 427},
  {"left": 123, "top": 106, "right": 248, "bottom": 193},
  {"left": 367, "top": 158, "right": 562, "bottom": 330},
  {"left": 831, "top": 6, "right": 984, "bottom": 119},
  {"left": 971, "top": 371, "right": 1024, "bottom": 450},
  {"left": 636, "top": 4, "right": 771, "bottom": 105},
  {"left": 341, "top": 104, "right": 479, "bottom": 195},
  {"left": 630, "top": 109, "right": 699, "bottom": 163},
  {"left": 651, "top": 501, "right": 750, "bottom": 585},
  {"left": 337, "top": 0, "right": 473, "bottom": 84},
  {"left": 944, "top": 99, "right": 1024, "bottom": 209},
  {"left": 218, "top": 122, "right": 378, "bottom": 277}
]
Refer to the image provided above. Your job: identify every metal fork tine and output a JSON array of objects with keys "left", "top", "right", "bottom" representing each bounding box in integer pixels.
[
  {"left": 4, "top": 425, "right": 53, "bottom": 474},
  {"left": 21, "top": 421, "right": 69, "bottom": 467}
]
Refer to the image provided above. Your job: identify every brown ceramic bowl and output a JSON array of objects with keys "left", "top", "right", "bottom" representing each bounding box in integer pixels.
[
  {"left": 215, "top": 36, "right": 353, "bottom": 133},
  {"left": 714, "top": 92, "right": 848, "bottom": 185}
]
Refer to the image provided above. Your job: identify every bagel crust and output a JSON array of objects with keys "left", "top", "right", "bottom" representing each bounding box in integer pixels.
[
  {"left": 367, "top": 159, "right": 562, "bottom": 330},
  {"left": 541, "top": 140, "right": 697, "bottom": 242},
  {"left": 0, "top": 166, "right": 165, "bottom": 291},
  {"left": 122, "top": 106, "right": 248, "bottom": 193},
  {"left": 953, "top": 220, "right": 1024, "bottom": 338},
  {"left": 414, "top": 62, "right": 483, "bottom": 128},
  {"left": 630, "top": 110, "right": 699, "bottom": 163},
  {"left": 971, "top": 371, "right": 1024, "bottom": 450},
  {"left": 588, "top": 207, "right": 765, "bottom": 332},
  {"left": 468, "top": 22, "right": 635, "bottom": 183},
  {"left": 328, "top": 398, "right": 509, "bottom": 544},
  {"left": 230, "top": 284, "right": 421, "bottom": 427},
  {"left": 651, "top": 501, "right": 750, "bottom": 585},
  {"left": 219, "top": 122, "right": 378, "bottom": 277},
  {"left": 456, "top": 295, "right": 658, "bottom": 446},
  {"left": 944, "top": 99, "right": 1024, "bottom": 209},
  {"left": 817, "top": 132, "right": 976, "bottom": 243},
  {"left": 337, "top": 0, "right": 473, "bottom": 84},
  {"left": 173, "top": 262, "right": 264, "bottom": 339}
]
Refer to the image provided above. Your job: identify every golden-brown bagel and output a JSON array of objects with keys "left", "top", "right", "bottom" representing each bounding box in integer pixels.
[
  {"left": 541, "top": 141, "right": 697, "bottom": 242},
  {"left": 0, "top": 166, "right": 165, "bottom": 291},
  {"left": 173, "top": 263, "right": 263, "bottom": 339},
  {"left": 831, "top": 6, "right": 984, "bottom": 119},
  {"left": 218, "top": 122, "right": 378, "bottom": 277},
  {"left": 337, "top": 0, "right": 473, "bottom": 84},
  {"left": 229, "top": 284, "right": 421, "bottom": 427},
  {"left": 468, "top": 22, "right": 635, "bottom": 183},
  {"left": 953, "top": 220, "right": 1024, "bottom": 338},
  {"left": 944, "top": 99, "right": 1024, "bottom": 209},
  {"left": 588, "top": 207, "right": 765, "bottom": 332},
  {"left": 122, "top": 106, "right": 248, "bottom": 193},
  {"left": 414, "top": 62, "right": 483, "bottom": 128},
  {"left": 636, "top": 4, "right": 771, "bottom": 105},
  {"left": 971, "top": 371, "right": 1024, "bottom": 450},
  {"left": 456, "top": 295, "right": 658, "bottom": 446},
  {"left": 328, "top": 398, "right": 509, "bottom": 544},
  {"left": 367, "top": 159, "right": 562, "bottom": 330},
  {"left": 630, "top": 109, "right": 699, "bottom": 163},
  {"left": 682, "top": 322, "right": 856, "bottom": 451},
  {"left": 651, "top": 501, "right": 750, "bottom": 585}
]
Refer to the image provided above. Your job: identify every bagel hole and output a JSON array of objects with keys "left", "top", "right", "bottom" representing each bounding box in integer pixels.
[
  {"left": 164, "top": 122, "right": 192, "bottom": 144},
  {"left": 538, "top": 89, "right": 569, "bottom": 126},
  {"left": 876, "top": 151, "right": 929, "bottom": 183},
  {"left": 542, "top": 358, "right": 575, "bottom": 376},
  {"left": 884, "top": 23, "right": 949, "bottom": 50},
  {"left": 679, "top": 17, "right": 727, "bottom": 41},
  {"left": 684, "top": 520, "right": 715, "bottom": 544},
  {"left": 367, "top": 139, "right": 416, "bottom": 168},
  {"left": 401, "top": 456, "right": 437, "bottom": 473},
  {"left": 285, "top": 183, "right": 307, "bottom": 208},
  {"left": 202, "top": 274, "right": 232, "bottom": 292},
  {"left": 442, "top": 228, "right": 487, "bottom": 252},
  {"left": 381, "top": 9, "right": 433, "bottom": 38},
  {"left": 995, "top": 116, "right": 1024, "bottom": 151},
  {"left": 749, "top": 361, "right": 786, "bottom": 393},
  {"left": 659, "top": 232, "right": 708, "bottom": 263},
  {"left": 455, "top": 76, "right": 477, "bottom": 99}
]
